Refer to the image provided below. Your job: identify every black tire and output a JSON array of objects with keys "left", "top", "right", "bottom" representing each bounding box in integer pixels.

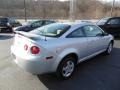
[
  {"left": 104, "top": 42, "right": 113, "bottom": 55},
  {"left": 56, "top": 56, "right": 76, "bottom": 80}
]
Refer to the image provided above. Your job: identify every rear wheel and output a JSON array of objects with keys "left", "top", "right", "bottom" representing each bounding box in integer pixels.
[{"left": 56, "top": 56, "right": 76, "bottom": 79}]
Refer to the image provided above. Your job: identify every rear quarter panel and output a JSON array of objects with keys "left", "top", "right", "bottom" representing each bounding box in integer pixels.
[{"left": 38, "top": 38, "right": 80, "bottom": 72}]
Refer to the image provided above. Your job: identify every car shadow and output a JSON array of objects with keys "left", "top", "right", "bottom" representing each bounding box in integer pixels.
[
  {"left": 37, "top": 47, "right": 120, "bottom": 90},
  {"left": 0, "top": 34, "right": 13, "bottom": 40},
  {"left": 114, "top": 36, "right": 120, "bottom": 40}
]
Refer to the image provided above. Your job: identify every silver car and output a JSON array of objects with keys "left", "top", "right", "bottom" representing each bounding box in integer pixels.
[{"left": 11, "top": 22, "right": 114, "bottom": 79}]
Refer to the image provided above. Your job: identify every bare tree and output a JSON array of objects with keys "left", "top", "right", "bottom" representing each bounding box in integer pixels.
[{"left": 0, "top": 0, "right": 120, "bottom": 19}]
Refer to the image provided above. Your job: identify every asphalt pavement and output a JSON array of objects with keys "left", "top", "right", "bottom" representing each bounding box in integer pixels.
[{"left": 0, "top": 34, "right": 120, "bottom": 90}]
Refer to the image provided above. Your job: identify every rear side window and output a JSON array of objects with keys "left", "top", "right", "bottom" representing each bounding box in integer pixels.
[{"left": 67, "top": 28, "right": 85, "bottom": 38}]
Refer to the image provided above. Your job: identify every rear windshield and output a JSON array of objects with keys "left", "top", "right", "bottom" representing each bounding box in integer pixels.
[{"left": 29, "top": 23, "right": 71, "bottom": 37}]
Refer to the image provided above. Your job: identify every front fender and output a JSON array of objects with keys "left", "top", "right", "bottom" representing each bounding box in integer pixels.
[{"left": 108, "top": 35, "right": 114, "bottom": 44}]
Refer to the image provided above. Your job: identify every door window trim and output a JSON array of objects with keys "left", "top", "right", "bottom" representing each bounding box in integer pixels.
[
  {"left": 66, "top": 27, "right": 86, "bottom": 38},
  {"left": 107, "top": 18, "right": 120, "bottom": 25},
  {"left": 82, "top": 25, "right": 105, "bottom": 37}
]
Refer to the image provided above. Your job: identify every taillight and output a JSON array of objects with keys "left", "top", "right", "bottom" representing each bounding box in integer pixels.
[
  {"left": 30, "top": 46, "right": 40, "bottom": 54},
  {"left": 24, "top": 44, "right": 28, "bottom": 51}
]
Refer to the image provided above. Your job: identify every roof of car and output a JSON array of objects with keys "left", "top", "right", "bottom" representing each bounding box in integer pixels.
[
  {"left": 73, "top": 21, "right": 94, "bottom": 27},
  {"left": 101, "top": 17, "right": 120, "bottom": 20},
  {"left": 29, "top": 19, "right": 55, "bottom": 22},
  {"left": 26, "top": 19, "right": 56, "bottom": 24},
  {"left": 39, "top": 22, "right": 95, "bottom": 30},
  {"left": 0, "top": 17, "right": 8, "bottom": 19},
  {"left": 63, "top": 21, "right": 94, "bottom": 25},
  {"left": 47, "top": 21, "right": 95, "bottom": 28}
]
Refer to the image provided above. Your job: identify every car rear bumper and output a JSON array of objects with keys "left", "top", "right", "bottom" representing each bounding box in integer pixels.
[{"left": 11, "top": 45, "right": 54, "bottom": 74}]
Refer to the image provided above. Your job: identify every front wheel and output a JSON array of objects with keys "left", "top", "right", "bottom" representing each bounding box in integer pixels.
[
  {"left": 105, "top": 42, "right": 113, "bottom": 55},
  {"left": 56, "top": 56, "right": 76, "bottom": 79}
]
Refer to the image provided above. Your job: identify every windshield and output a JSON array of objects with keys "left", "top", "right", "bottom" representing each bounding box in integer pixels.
[
  {"left": 30, "top": 23, "right": 71, "bottom": 37},
  {"left": 97, "top": 18, "right": 108, "bottom": 25},
  {"left": 25, "top": 21, "right": 34, "bottom": 25}
]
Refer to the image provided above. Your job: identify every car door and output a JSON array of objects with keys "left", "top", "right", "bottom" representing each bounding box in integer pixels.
[
  {"left": 105, "top": 18, "right": 120, "bottom": 35},
  {"left": 83, "top": 25, "right": 107, "bottom": 55},
  {"left": 67, "top": 27, "right": 90, "bottom": 60}
]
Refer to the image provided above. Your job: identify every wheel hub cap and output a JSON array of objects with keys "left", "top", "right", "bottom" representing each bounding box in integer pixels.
[
  {"left": 62, "top": 61, "right": 74, "bottom": 77},
  {"left": 108, "top": 44, "right": 112, "bottom": 53}
]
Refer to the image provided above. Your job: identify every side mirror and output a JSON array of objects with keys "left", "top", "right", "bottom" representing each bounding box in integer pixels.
[
  {"left": 96, "top": 33, "right": 108, "bottom": 37},
  {"left": 103, "top": 32, "right": 109, "bottom": 36},
  {"left": 96, "top": 33, "right": 103, "bottom": 37},
  {"left": 106, "top": 23, "right": 110, "bottom": 25}
]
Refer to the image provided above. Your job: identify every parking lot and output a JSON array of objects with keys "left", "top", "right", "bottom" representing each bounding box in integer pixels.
[{"left": 0, "top": 34, "right": 120, "bottom": 90}]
